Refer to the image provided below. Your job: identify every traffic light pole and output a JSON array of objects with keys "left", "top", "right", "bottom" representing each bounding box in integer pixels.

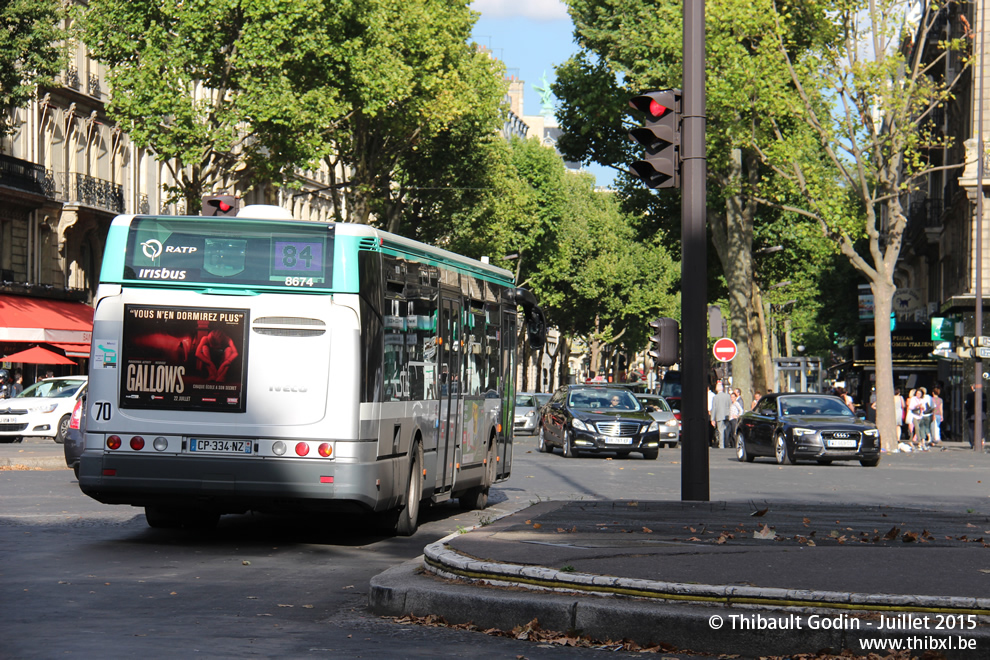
[{"left": 681, "top": 0, "right": 709, "bottom": 501}]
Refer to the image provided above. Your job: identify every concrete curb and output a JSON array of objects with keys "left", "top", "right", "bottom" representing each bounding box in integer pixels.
[
  {"left": 369, "top": 559, "right": 990, "bottom": 658},
  {"left": 423, "top": 541, "right": 990, "bottom": 616}
]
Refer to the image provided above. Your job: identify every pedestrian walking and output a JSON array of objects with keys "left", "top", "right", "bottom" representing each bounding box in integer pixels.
[
  {"left": 905, "top": 388, "right": 920, "bottom": 448},
  {"left": 9, "top": 370, "right": 23, "bottom": 397},
  {"left": 892, "top": 387, "right": 905, "bottom": 451},
  {"left": 728, "top": 388, "right": 744, "bottom": 448},
  {"left": 964, "top": 384, "right": 987, "bottom": 448},
  {"left": 710, "top": 381, "right": 732, "bottom": 449},
  {"left": 931, "top": 387, "right": 943, "bottom": 446},
  {"left": 916, "top": 387, "right": 933, "bottom": 450}
]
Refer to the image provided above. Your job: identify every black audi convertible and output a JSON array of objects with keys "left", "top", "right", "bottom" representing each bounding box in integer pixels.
[{"left": 735, "top": 393, "right": 881, "bottom": 467}]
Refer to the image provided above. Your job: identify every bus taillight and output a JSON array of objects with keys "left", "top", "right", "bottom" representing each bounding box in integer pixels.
[
  {"left": 318, "top": 443, "right": 332, "bottom": 457},
  {"left": 295, "top": 442, "right": 310, "bottom": 456},
  {"left": 107, "top": 436, "right": 122, "bottom": 450},
  {"left": 130, "top": 436, "right": 145, "bottom": 451}
]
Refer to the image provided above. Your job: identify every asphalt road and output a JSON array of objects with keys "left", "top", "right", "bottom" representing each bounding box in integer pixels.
[{"left": 1, "top": 435, "right": 988, "bottom": 659}]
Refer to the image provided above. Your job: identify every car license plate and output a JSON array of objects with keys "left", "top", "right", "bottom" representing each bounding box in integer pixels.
[
  {"left": 189, "top": 438, "right": 252, "bottom": 454},
  {"left": 826, "top": 438, "right": 857, "bottom": 448},
  {"left": 0, "top": 416, "right": 18, "bottom": 424},
  {"left": 605, "top": 438, "right": 634, "bottom": 445}
]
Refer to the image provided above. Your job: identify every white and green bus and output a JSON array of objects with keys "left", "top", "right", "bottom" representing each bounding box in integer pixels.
[{"left": 78, "top": 206, "right": 545, "bottom": 535}]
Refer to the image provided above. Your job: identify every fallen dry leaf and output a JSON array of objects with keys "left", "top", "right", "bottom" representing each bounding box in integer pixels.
[{"left": 754, "top": 525, "right": 776, "bottom": 540}]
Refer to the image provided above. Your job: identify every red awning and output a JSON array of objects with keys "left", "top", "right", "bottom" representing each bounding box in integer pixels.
[
  {"left": 0, "top": 345, "right": 77, "bottom": 365},
  {"left": 49, "top": 342, "right": 91, "bottom": 358},
  {"left": 0, "top": 294, "right": 93, "bottom": 344}
]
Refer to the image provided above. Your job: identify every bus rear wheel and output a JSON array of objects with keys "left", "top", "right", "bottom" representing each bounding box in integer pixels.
[
  {"left": 395, "top": 443, "right": 424, "bottom": 536},
  {"left": 461, "top": 441, "right": 495, "bottom": 511}
]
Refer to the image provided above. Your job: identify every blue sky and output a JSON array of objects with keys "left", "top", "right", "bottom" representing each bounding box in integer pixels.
[{"left": 470, "top": 0, "right": 615, "bottom": 187}]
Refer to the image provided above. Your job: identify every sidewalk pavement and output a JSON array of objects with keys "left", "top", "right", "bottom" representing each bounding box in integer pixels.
[
  {"left": 371, "top": 499, "right": 990, "bottom": 658},
  {"left": 0, "top": 437, "right": 66, "bottom": 470}
]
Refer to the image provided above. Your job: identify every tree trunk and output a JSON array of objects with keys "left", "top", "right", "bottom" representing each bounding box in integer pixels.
[
  {"left": 724, "top": 148, "right": 755, "bottom": 404},
  {"left": 588, "top": 314, "right": 603, "bottom": 380},
  {"left": 711, "top": 148, "right": 758, "bottom": 405},
  {"left": 749, "top": 282, "right": 771, "bottom": 397},
  {"left": 871, "top": 280, "right": 897, "bottom": 453}
]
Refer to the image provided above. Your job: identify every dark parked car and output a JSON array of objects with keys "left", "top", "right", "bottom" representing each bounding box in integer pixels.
[
  {"left": 538, "top": 385, "right": 662, "bottom": 459},
  {"left": 63, "top": 394, "right": 86, "bottom": 478},
  {"left": 734, "top": 393, "right": 880, "bottom": 466}
]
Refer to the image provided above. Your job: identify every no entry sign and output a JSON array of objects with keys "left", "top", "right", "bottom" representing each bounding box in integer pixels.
[{"left": 712, "top": 337, "right": 738, "bottom": 362}]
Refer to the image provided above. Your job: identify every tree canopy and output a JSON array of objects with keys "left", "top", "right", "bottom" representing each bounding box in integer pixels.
[{"left": 0, "top": 0, "right": 66, "bottom": 140}]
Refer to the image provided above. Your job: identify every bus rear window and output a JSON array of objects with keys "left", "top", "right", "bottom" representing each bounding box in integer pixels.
[{"left": 120, "top": 217, "right": 333, "bottom": 289}]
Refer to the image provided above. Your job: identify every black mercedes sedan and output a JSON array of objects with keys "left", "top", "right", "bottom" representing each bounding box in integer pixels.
[
  {"left": 735, "top": 393, "right": 881, "bottom": 466},
  {"left": 538, "top": 385, "right": 662, "bottom": 459}
]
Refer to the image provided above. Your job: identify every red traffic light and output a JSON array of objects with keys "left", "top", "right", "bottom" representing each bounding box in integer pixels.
[
  {"left": 202, "top": 194, "right": 238, "bottom": 217},
  {"left": 648, "top": 99, "right": 668, "bottom": 118}
]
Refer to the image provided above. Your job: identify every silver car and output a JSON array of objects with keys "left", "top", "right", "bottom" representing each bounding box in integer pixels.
[
  {"left": 635, "top": 394, "right": 680, "bottom": 448},
  {"left": 514, "top": 392, "right": 547, "bottom": 436}
]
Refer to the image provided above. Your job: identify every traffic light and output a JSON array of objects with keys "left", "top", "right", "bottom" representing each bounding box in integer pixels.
[
  {"left": 202, "top": 194, "right": 238, "bottom": 217},
  {"left": 648, "top": 317, "right": 679, "bottom": 366},
  {"left": 628, "top": 89, "right": 681, "bottom": 189}
]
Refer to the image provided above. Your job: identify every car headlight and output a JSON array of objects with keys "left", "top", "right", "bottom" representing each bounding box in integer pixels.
[
  {"left": 29, "top": 403, "right": 59, "bottom": 414},
  {"left": 792, "top": 427, "right": 816, "bottom": 436},
  {"left": 664, "top": 419, "right": 679, "bottom": 427},
  {"left": 863, "top": 429, "right": 879, "bottom": 437},
  {"left": 647, "top": 421, "right": 659, "bottom": 432},
  {"left": 572, "top": 418, "right": 591, "bottom": 431}
]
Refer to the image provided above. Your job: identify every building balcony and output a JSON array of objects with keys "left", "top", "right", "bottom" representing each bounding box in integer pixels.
[
  {"left": 0, "top": 154, "right": 54, "bottom": 199},
  {"left": 906, "top": 197, "right": 943, "bottom": 245},
  {"left": 54, "top": 172, "right": 124, "bottom": 214}
]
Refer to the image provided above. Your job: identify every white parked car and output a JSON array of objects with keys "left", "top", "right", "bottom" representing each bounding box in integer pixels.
[{"left": 0, "top": 376, "right": 88, "bottom": 444}]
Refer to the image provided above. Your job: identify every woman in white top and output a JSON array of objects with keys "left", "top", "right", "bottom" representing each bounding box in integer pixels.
[{"left": 893, "top": 387, "right": 905, "bottom": 446}]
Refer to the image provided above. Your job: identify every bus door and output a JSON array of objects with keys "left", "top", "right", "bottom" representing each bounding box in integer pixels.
[
  {"left": 498, "top": 304, "right": 517, "bottom": 479},
  {"left": 437, "top": 296, "right": 462, "bottom": 494}
]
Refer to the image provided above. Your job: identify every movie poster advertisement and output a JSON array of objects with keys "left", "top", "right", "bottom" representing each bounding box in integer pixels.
[{"left": 120, "top": 304, "right": 249, "bottom": 413}]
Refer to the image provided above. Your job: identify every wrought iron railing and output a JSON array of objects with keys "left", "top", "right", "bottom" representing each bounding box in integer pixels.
[
  {"left": 54, "top": 172, "right": 124, "bottom": 214},
  {"left": 0, "top": 154, "right": 49, "bottom": 196}
]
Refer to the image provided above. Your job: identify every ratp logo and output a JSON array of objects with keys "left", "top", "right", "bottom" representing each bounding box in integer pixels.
[{"left": 141, "top": 239, "right": 163, "bottom": 260}]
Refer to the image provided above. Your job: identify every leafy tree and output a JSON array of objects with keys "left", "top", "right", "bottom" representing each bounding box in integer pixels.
[
  {"left": 298, "top": 0, "right": 507, "bottom": 233},
  {"left": 78, "top": 0, "right": 339, "bottom": 209},
  {"left": 0, "top": 0, "right": 66, "bottom": 141},
  {"left": 553, "top": 0, "right": 833, "bottom": 404},
  {"left": 756, "top": 0, "right": 967, "bottom": 451},
  {"left": 532, "top": 171, "right": 680, "bottom": 380}
]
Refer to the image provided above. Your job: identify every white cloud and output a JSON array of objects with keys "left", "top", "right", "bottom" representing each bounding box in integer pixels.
[{"left": 471, "top": 0, "right": 569, "bottom": 20}]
